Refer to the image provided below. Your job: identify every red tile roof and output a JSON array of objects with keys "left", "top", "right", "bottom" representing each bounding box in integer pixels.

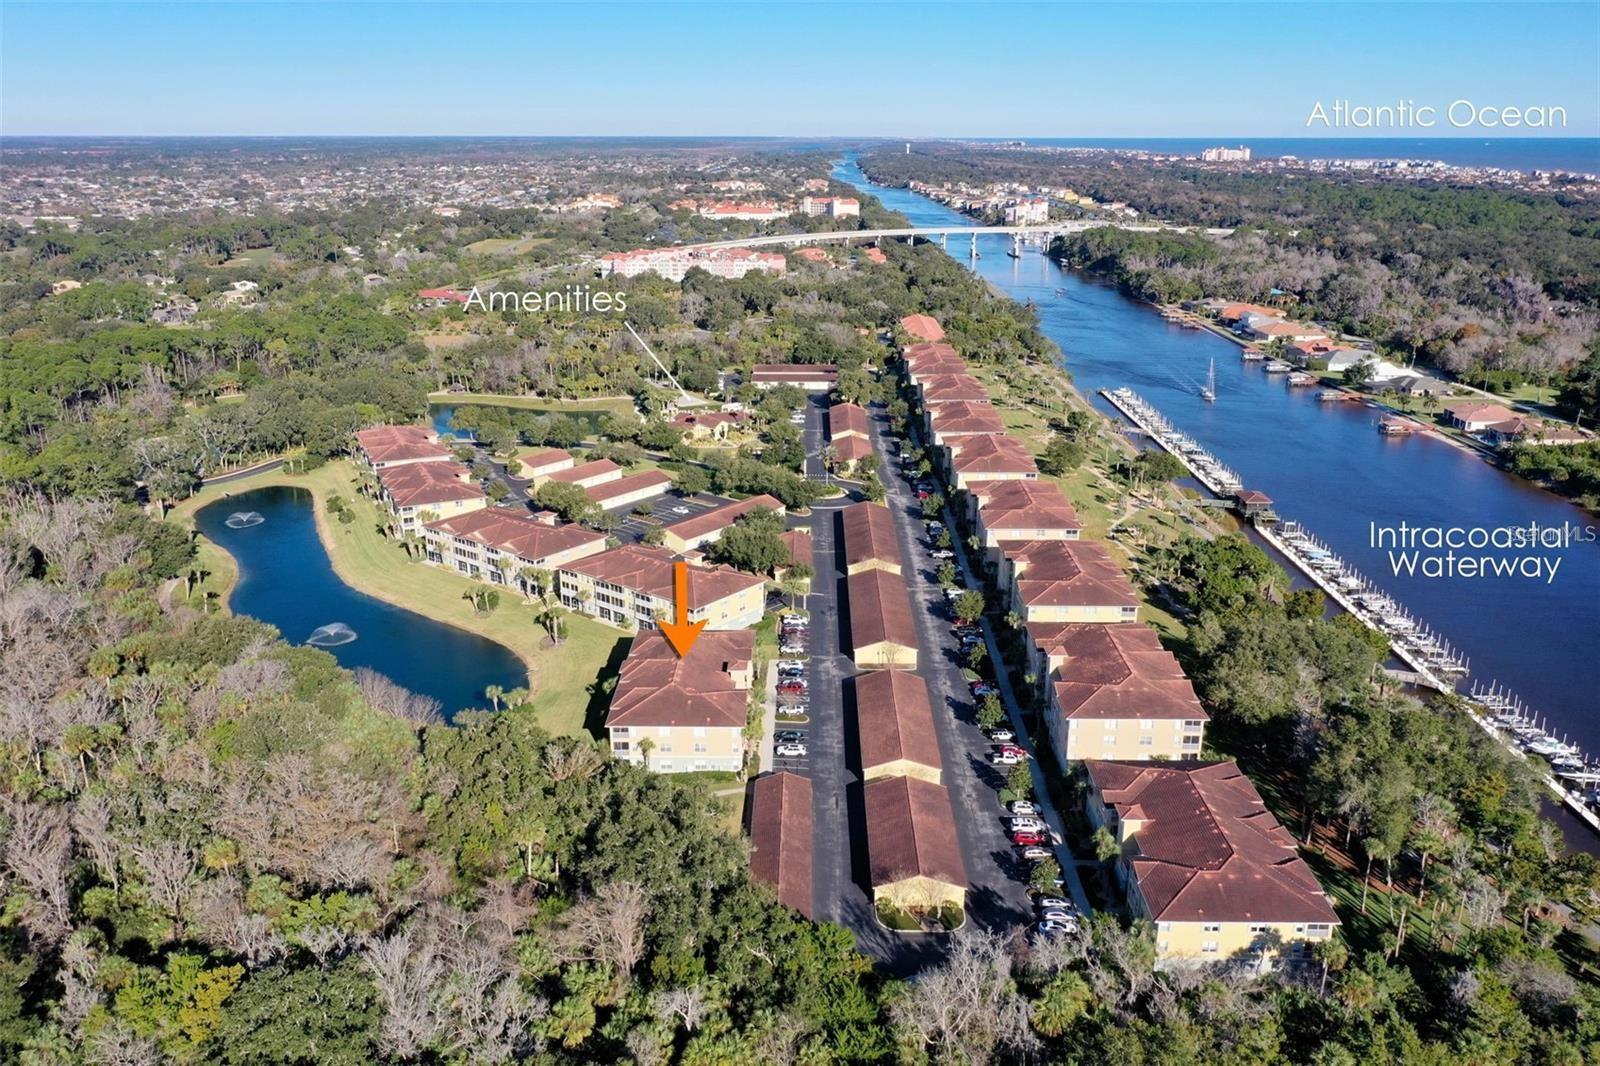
[
  {"left": 975, "top": 479, "right": 1080, "bottom": 534},
  {"left": 829, "top": 402, "right": 869, "bottom": 439},
  {"left": 749, "top": 772, "right": 813, "bottom": 917},
  {"left": 832, "top": 435, "right": 874, "bottom": 462},
  {"left": 584, "top": 469, "right": 673, "bottom": 506},
  {"left": 900, "top": 314, "right": 946, "bottom": 342},
  {"left": 855, "top": 671, "right": 942, "bottom": 775},
  {"left": 545, "top": 458, "right": 622, "bottom": 485},
  {"left": 918, "top": 373, "right": 990, "bottom": 405},
  {"left": 1048, "top": 623, "right": 1204, "bottom": 722},
  {"left": 1006, "top": 540, "right": 1138, "bottom": 610},
  {"left": 865, "top": 775, "right": 966, "bottom": 890},
  {"left": 779, "top": 528, "right": 812, "bottom": 571},
  {"left": 518, "top": 447, "right": 573, "bottom": 473},
  {"left": 377, "top": 461, "right": 483, "bottom": 507},
  {"left": 902, "top": 341, "right": 960, "bottom": 367},
  {"left": 607, "top": 628, "right": 754, "bottom": 729},
  {"left": 1084, "top": 760, "right": 1338, "bottom": 925},
  {"left": 561, "top": 544, "right": 764, "bottom": 606},
  {"left": 847, "top": 568, "right": 918, "bottom": 652},
  {"left": 947, "top": 433, "right": 1039, "bottom": 477},
  {"left": 839, "top": 501, "right": 901, "bottom": 570},
  {"left": 927, "top": 401, "right": 1005, "bottom": 437},
  {"left": 662, "top": 494, "right": 784, "bottom": 543},
  {"left": 355, "top": 424, "right": 453, "bottom": 465},
  {"left": 423, "top": 508, "right": 604, "bottom": 563},
  {"left": 751, "top": 364, "right": 838, "bottom": 384}
]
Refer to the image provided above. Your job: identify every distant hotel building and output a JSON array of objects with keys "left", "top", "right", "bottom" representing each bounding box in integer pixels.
[
  {"left": 597, "top": 246, "right": 787, "bottom": 282},
  {"left": 698, "top": 201, "right": 787, "bottom": 221},
  {"left": 1002, "top": 198, "right": 1049, "bottom": 225},
  {"left": 1201, "top": 145, "right": 1252, "bottom": 162},
  {"left": 800, "top": 195, "right": 860, "bottom": 218}
]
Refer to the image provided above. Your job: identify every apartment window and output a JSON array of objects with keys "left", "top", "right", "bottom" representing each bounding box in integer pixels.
[
  {"left": 1202, "top": 923, "right": 1222, "bottom": 933},
  {"left": 1306, "top": 924, "right": 1331, "bottom": 936},
  {"left": 612, "top": 742, "right": 630, "bottom": 753},
  {"left": 1158, "top": 922, "right": 1172, "bottom": 933},
  {"left": 1139, "top": 719, "right": 1153, "bottom": 730},
  {"left": 693, "top": 743, "right": 707, "bottom": 753},
  {"left": 1202, "top": 941, "right": 1219, "bottom": 954},
  {"left": 1103, "top": 733, "right": 1117, "bottom": 745},
  {"left": 612, "top": 727, "right": 629, "bottom": 736},
  {"left": 1139, "top": 735, "right": 1154, "bottom": 747},
  {"left": 1183, "top": 720, "right": 1205, "bottom": 730},
  {"left": 658, "top": 744, "right": 672, "bottom": 753},
  {"left": 1249, "top": 924, "right": 1268, "bottom": 934},
  {"left": 693, "top": 727, "right": 706, "bottom": 738}
]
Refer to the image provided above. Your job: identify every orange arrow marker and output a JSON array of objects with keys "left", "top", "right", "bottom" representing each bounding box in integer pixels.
[{"left": 659, "top": 560, "right": 706, "bottom": 658}]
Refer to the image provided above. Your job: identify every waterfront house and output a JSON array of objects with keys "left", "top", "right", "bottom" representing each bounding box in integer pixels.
[
  {"left": 422, "top": 507, "right": 606, "bottom": 587},
  {"left": 749, "top": 772, "right": 814, "bottom": 917},
  {"left": 846, "top": 567, "right": 919, "bottom": 669},
  {"left": 1000, "top": 539, "right": 1139, "bottom": 624},
  {"left": 1217, "top": 303, "right": 1279, "bottom": 325},
  {"left": 1444, "top": 400, "right": 1521, "bottom": 433},
  {"left": 606, "top": 628, "right": 754, "bottom": 774},
  {"left": 542, "top": 458, "right": 623, "bottom": 490},
  {"left": 899, "top": 313, "right": 946, "bottom": 343},
  {"left": 1322, "top": 349, "right": 1370, "bottom": 374},
  {"left": 750, "top": 364, "right": 838, "bottom": 391},
  {"left": 865, "top": 775, "right": 967, "bottom": 914},
  {"left": 1246, "top": 318, "right": 1330, "bottom": 344},
  {"left": 1037, "top": 624, "right": 1205, "bottom": 762},
  {"left": 941, "top": 432, "right": 1039, "bottom": 490},
  {"left": 355, "top": 425, "right": 453, "bottom": 470},
  {"left": 375, "top": 461, "right": 486, "bottom": 534},
  {"left": 1083, "top": 759, "right": 1339, "bottom": 969},
  {"left": 855, "top": 670, "right": 943, "bottom": 784},
  {"left": 840, "top": 501, "right": 902, "bottom": 576},
  {"left": 557, "top": 544, "right": 765, "bottom": 630},
  {"left": 660, "top": 494, "right": 786, "bottom": 554},
  {"left": 584, "top": 469, "right": 673, "bottom": 511}
]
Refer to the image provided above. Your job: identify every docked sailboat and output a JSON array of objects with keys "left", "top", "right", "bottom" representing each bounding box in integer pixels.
[{"left": 1200, "top": 358, "right": 1216, "bottom": 402}]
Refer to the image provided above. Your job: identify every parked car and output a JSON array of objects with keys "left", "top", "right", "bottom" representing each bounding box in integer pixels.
[
  {"left": 997, "top": 744, "right": 1030, "bottom": 760},
  {"left": 1034, "top": 896, "right": 1073, "bottom": 911},
  {"left": 1035, "top": 919, "right": 1076, "bottom": 936},
  {"left": 970, "top": 682, "right": 998, "bottom": 698},
  {"left": 1010, "top": 819, "right": 1047, "bottom": 835},
  {"left": 777, "top": 682, "right": 808, "bottom": 695},
  {"left": 780, "top": 613, "right": 807, "bottom": 625},
  {"left": 1038, "top": 909, "right": 1076, "bottom": 924},
  {"left": 989, "top": 729, "right": 1017, "bottom": 744},
  {"left": 1012, "top": 829, "right": 1047, "bottom": 846},
  {"left": 777, "top": 664, "right": 805, "bottom": 678},
  {"left": 943, "top": 587, "right": 964, "bottom": 601},
  {"left": 989, "top": 751, "right": 1022, "bottom": 766},
  {"left": 1019, "top": 846, "right": 1053, "bottom": 860},
  {"left": 930, "top": 549, "right": 955, "bottom": 560},
  {"left": 670, "top": 506, "right": 691, "bottom": 515},
  {"left": 1008, "top": 799, "right": 1037, "bottom": 815},
  {"left": 775, "top": 743, "right": 807, "bottom": 757},
  {"left": 775, "top": 730, "right": 806, "bottom": 744}
]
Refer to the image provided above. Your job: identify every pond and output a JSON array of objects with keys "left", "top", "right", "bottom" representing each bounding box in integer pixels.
[{"left": 195, "top": 485, "right": 526, "bottom": 720}]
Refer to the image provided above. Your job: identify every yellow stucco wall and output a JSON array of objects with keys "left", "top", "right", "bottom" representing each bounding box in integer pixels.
[
  {"left": 874, "top": 875, "right": 965, "bottom": 912},
  {"left": 862, "top": 759, "right": 942, "bottom": 785},
  {"left": 853, "top": 641, "right": 918, "bottom": 669}
]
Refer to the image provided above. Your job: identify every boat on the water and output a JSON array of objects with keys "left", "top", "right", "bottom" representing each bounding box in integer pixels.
[{"left": 1200, "top": 358, "right": 1216, "bottom": 402}]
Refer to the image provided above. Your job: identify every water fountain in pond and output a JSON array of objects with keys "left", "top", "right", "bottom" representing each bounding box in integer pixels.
[
  {"left": 224, "top": 511, "right": 265, "bottom": 529},
  {"left": 305, "top": 622, "right": 358, "bottom": 647}
]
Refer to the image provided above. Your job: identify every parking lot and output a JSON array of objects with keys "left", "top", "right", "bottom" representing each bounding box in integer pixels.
[{"left": 612, "top": 491, "right": 735, "bottom": 544}]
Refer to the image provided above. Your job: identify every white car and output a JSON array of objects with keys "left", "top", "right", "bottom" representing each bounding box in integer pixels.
[
  {"left": 989, "top": 751, "right": 1021, "bottom": 766},
  {"left": 1036, "top": 919, "right": 1077, "bottom": 936},
  {"left": 775, "top": 743, "right": 807, "bottom": 757},
  {"left": 1009, "top": 817, "right": 1047, "bottom": 834},
  {"left": 1035, "top": 896, "right": 1073, "bottom": 911},
  {"left": 1038, "top": 909, "right": 1076, "bottom": 924},
  {"left": 989, "top": 729, "right": 1017, "bottom": 744},
  {"left": 671, "top": 506, "right": 690, "bottom": 515},
  {"left": 1019, "top": 846, "right": 1053, "bottom": 861},
  {"left": 776, "top": 659, "right": 805, "bottom": 672},
  {"left": 1009, "top": 800, "right": 1039, "bottom": 816}
]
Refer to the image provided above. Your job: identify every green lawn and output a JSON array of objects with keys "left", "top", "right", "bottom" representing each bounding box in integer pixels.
[{"left": 170, "top": 460, "right": 624, "bottom": 737}]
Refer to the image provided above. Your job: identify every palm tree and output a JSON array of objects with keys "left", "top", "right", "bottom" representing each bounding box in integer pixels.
[
  {"left": 638, "top": 736, "right": 655, "bottom": 769},
  {"left": 485, "top": 684, "right": 504, "bottom": 711}
]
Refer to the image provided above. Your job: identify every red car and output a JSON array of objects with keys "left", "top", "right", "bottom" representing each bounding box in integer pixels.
[
  {"left": 777, "top": 681, "right": 808, "bottom": 695},
  {"left": 997, "top": 744, "right": 1030, "bottom": 760},
  {"left": 1012, "top": 830, "right": 1047, "bottom": 846}
]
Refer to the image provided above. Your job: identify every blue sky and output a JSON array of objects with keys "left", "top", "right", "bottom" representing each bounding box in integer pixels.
[{"left": 3, "top": 2, "right": 1596, "bottom": 137}]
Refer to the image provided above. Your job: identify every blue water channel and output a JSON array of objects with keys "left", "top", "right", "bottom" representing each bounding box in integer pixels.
[
  {"left": 838, "top": 157, "right": 1600, "bottom": 758},
  {"left": 195, "top": 485, "right": 525, "bottom": 720}
]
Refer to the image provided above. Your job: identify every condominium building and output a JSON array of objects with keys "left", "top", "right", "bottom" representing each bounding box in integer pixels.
[
  {"left": 557, "top": 544, "right": 765, "bottom": 630},
  {"left": 375, "top": 461, "right": 485, "bottom": 533},
  {"left": 999, "top": 539, "right": 1137, "bottom": 624},
  {"left": 596, "top": 246, "right": 787, "bottom": 282},
  {"left": 606, "top": 629, "right": 754, "bottom": 774},
  {"left": 1083, "top": 760, "right": 1338, "bottom": 969},
  {"left": 355, "top": 425, "right": 453, "bottom": 470},
  {"left": 1041, "top": 624, "right": 1206, "bottom": 763},
  {"left": 660, "top": 495, "right": 785, "bottom": 554},
  {"left": 799, "top": 195, "right": 860, "bottom": 218},
  {"left": 423, "top": 508, "right": 606, "bottom": 588}
]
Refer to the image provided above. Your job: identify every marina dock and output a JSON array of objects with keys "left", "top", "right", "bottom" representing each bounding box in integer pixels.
[{"left": 1101, "top": 385, "right": 1600, "bottom": 836}]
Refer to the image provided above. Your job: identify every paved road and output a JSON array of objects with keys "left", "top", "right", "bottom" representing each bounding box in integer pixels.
[
  {"left": 865, "top": 409, "right": 1037, "bottom": 939},
  {"left": 201, "top": 458, "right": 284, "bottom": 486}
]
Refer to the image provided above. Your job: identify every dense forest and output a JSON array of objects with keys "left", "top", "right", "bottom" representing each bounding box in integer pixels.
[
  {"left": 2, "top": 146, "right": 1596, "bottom": 1062},
  {"left": 861, "top": 146, "right": 1600, "bottom": 420}
]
